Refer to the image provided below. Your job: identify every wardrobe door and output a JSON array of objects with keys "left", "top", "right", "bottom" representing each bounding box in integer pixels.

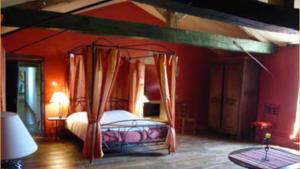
[
  {"left": 208, "top": 63, "right": 224, "bottom": 130},
  {"left": 222, "top": 62, "right": 243, "bottom": 134},
  {"left": 239, "top": 60, "right": 260, "bottom": 137}
]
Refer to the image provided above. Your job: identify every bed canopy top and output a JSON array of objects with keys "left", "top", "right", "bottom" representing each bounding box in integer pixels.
[
  {"left": 68, "top": 38, "right": 178, "bottom": 161},
  {"left": 68, "top": 37, "right": 176, "bottom": 57}
]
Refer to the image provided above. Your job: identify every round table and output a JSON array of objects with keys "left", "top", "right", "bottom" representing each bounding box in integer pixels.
[{"left": 228, "top": 147, "right": 299, "bottom": 169}]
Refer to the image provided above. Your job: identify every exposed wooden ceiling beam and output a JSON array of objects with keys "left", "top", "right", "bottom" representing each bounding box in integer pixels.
[
  {"left": 13, "top": 0, "right": 72, "bottom": 10},
  {"left": 2, "top": 0, "right": 113, "bottom": 36},
  {"left": 155, "top": 7, "right": 186, "bottom": 28},
  {"left": 268, "top": 0, "right": 295, "bottom": 8},
  {"left": 133, "top": 0, "right": 299, "bottom": 34},
  {"left": 2, "top": 7, "right": 276, "bottom": 54},
  {"left": 1, "top": 0, "right": 35, "bottom": 8}
]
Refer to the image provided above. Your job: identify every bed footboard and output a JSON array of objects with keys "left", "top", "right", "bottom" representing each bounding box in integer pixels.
[
  {"left": 101, "top": 119, "right": 170, "bottom": 154},
  {"left": 68, "top": 97, "right": 170, "bottom": 155}
]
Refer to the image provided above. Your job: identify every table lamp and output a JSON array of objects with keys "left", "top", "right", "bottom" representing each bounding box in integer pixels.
[
  {"left": 50, "top": 91, "right": 69, "bottom": 118},
  {"left": 1, "top": 112, "right": 38, "bottom": 169},
  {"left": 263, "top": 133, "right": 271, "bottom": 161}
]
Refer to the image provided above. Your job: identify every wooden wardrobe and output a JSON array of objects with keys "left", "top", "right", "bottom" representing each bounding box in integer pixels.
[{"left": 208, "top": 58, "right": 260, "bottom": 137}]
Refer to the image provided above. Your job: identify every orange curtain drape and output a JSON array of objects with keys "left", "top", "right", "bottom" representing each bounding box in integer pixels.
[
  {"left": 290, "top": 49, "right": 300, "bottom": 139},
  {"left": 154, "top": 53, "right": 178, "bottom": 152},
  {"left": 129, "top": 60, "right": 145, "bottom": 117},
  {"left": 69, "top": 53, "right": 86, "bottom": 113},
  {"left": 0, "top": 42, "right": 6, "bottom": 112},
  {"left": 82, "top": 47, "right": 121, "bottom": 160}
]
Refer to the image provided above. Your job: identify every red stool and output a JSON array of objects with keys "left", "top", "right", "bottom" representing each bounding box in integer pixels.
[{"left": 251, "top": 121, "right": 272, "bottom": 142}]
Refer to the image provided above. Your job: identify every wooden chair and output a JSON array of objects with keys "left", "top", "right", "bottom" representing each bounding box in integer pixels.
[{"left": 177, "top": 102, "right": 196, "bottom": 134}]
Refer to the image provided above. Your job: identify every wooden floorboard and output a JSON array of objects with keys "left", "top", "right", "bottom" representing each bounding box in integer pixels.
[{"left": 23, "top": 134, "right": 258, "bottom": 169}]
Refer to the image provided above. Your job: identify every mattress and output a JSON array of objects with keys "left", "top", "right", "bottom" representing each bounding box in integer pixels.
[{"left": 66, "top": 110, "right": 168, "bottom": 144}]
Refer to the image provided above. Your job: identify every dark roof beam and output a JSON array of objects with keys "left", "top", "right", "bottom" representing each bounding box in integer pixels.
[
  {"left": 2, "top": 7, "right": 276, "bottom": 54},
  {"left": 133, "top": 0, "right": 299, "bottom": 34}
]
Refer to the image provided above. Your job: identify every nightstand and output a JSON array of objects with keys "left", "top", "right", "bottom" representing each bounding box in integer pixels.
[{"left": 48, "top": 117, "right": 66, "bottom": 140}]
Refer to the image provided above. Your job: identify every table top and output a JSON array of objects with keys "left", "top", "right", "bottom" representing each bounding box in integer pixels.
[
  {"left": 48, "top": 117, "right": 67, "bottom": 120},
  {"left": 228, "top": 146, "right": 299, "bottom": 169}
]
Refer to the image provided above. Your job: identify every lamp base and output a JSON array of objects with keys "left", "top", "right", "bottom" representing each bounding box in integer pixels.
[{"left": 1, "top": 159, "right": 23, "bottom": 169}]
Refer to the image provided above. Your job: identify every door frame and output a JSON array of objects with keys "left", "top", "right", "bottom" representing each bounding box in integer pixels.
[{"left": 7, "top": 54, "right": 46, "bottom": 136}]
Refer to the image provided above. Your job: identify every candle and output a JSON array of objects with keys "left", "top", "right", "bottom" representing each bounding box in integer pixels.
[{"left": 265, "top": 133, "right": 272, "bottom": 139}]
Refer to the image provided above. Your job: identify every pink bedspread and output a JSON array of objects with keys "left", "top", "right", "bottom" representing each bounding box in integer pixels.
[
  {"left": 66, "top": 111, "right": 169, "bottom": 144},
  {"left": 102, "top": 126, "right": 168, "bottom": 143}
]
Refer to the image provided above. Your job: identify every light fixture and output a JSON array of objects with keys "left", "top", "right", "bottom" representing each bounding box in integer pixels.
[
  {"left": 50, "top": 91, "right": 69, "bottom": 118},
  {"left": 69, "top": 52, "right": 75, "bottom": 58},
  {"left": 51, "top": 81, "right": 57, "bottom": 86},
  {"left": 1, "top": 112, "right": 38, "bottom": 169}
]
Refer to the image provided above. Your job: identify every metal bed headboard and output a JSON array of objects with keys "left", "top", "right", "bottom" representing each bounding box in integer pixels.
[{"left": 71, "top": 97, "right": 129, "bottom": 112}]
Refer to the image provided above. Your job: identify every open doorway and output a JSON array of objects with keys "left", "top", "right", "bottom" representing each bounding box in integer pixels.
[{"left": 6, "top": 57, "right": 44, "bottom": 135}]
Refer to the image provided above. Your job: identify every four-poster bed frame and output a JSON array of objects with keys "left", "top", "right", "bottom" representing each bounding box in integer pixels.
[
  {"left": 67, "top": 39, "right": 177, "bottom": 161},
  {"left": 66, "top": 98, "right": 170, "bottom": 154},
  {"left": 101, "top": 120, "right": 168, "bottom": 153}
]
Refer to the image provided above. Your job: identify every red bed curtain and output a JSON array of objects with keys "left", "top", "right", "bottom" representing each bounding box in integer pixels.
[
  {"left": 154, "top": 53, "right": 178, "bottom": 152},
  {"left": 83, "top": 46, "right": 121, "bottom": 160},
  {"left": 69, "top": 53, "right": 86, "bottom": 113},
  {"left": 129, "top": 60, "right": 145, "bottom": 117},
  {"left": 0, "top": 43, "right": 5, "bottom": 112}
]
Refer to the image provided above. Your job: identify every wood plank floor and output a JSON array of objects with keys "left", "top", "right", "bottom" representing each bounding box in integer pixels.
[{"left": 24, "top": 134, "right": 257, "bottom": 169}]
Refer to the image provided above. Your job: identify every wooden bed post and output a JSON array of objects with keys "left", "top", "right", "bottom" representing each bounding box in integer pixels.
[
  {"left": 89, "top": 123, "right": 96, "bottom": 164},
  {"left": 89, "top": 42, "right": 96, "bottom": 164}
]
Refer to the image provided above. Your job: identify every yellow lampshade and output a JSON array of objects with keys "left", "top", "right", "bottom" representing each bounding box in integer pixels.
[
  {"left": 50, "top": 92, "right": 69, "bottom": 118},
  {"left": 50, "top": 92, "right": 69, "bottom": 104}
]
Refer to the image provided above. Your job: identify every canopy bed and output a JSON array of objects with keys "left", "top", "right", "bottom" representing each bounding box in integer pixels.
[{"left": 66, "top": 40, "right": 178, "bottom": 161}]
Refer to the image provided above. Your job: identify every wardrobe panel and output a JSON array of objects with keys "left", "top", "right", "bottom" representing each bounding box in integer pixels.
[
  {"left": 239, "top": 60, "right": 260, "bottom": 137},
  {"left": 208, "top": 64, "right": 223, "bottom": 130},
  {"left": 222, "top": 62, "right": 243, "bottom": 134}
]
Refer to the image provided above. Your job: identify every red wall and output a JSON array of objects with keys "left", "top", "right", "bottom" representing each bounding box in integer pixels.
[
  {"left": 257, "top": 46, "right": 299, "bottom": 148},
  {"left": 173, "top": 44, "right": 213, "bottom": 130},
  {"left": 145, "top": 65, "right": 160, "bottom": 100},
  {"left": 144, "top": 44, "right": 214, "bottom": 130},
  {"left": 80, "top": 2, "right": 165, "bottom": 27},
  {"left": 3, "top": 1, "right": 214, "bottom": 136}
]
